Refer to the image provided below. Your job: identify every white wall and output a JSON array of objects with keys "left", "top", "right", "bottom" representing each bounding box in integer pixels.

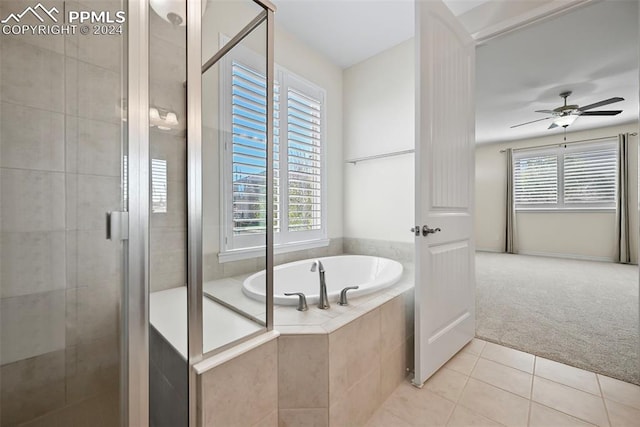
[
  {"left": 476, "top": 123, "right": 639, "bottom": 263},
  {"left": 343, "top": 39, "right": 415, "bottom": 243}
]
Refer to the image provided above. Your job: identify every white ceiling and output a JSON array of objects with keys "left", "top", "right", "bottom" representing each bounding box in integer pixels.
[
  {"left": 273, "top": 0, "right": 639, "bottom": 144},
  {"left": 476, "top": 0, "right": 639, "bottom": 144}
]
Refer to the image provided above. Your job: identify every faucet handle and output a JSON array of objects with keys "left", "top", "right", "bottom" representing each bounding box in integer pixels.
[
  {"left": 338, "top": 286, "right": 360, "bottom": 306},
  {"left": 284, "top": 292, "right": 308, "bottom": 312}
]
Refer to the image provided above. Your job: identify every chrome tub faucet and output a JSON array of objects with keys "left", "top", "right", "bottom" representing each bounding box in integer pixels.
[{"left": 311, "top": 260, "right": 330, "bottom": 309}]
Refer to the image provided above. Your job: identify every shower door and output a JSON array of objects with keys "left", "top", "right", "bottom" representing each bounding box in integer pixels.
[{"left": 0, "top": 0, "right": 132, "bottom": 425}]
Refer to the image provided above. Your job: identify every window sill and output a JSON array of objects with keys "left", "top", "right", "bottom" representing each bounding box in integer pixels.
[
  {"left": 218, "top": 238, "right": 331, "bottom": 263},
  {"left": 515, "top": 208, "right": 616, "bottom": 213}
]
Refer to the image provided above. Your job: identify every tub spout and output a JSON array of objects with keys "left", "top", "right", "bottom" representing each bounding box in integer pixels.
[{"left": 311, "top": 260, "right": 330, "bottom": 309}]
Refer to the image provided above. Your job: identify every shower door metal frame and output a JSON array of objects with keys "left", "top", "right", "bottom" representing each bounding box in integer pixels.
[
  {"left": 187, "top": 1, "right": 276, "bottom": 426},
  {"left": 125, "top": 0, "right": 150, "bottom": 426}
]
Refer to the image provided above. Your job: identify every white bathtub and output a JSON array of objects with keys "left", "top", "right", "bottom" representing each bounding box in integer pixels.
[{"left": 242, "top": 255, "right": 404, "bottom": 306}]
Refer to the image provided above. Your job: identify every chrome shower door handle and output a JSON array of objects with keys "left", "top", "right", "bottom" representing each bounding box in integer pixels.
[{"left": 422, "top": 225, "right": 441, "bottom": 236}]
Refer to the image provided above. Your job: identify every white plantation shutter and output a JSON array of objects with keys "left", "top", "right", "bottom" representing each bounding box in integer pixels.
[
  {"left": 513, "top": 141, "right": 617, "bottom": 210},
  {"left": 563, "top": 145, "right": 617, "bottom": 205},
  {"left": 223, "top": 54, "right": 326, "bottom": 252},
  {"left": 151, "top": 158, "right": 168, "bottom": 213},
  {"left": 514, "top": 154, "right": 558, "bottom": 206},
  {"left": 286, "top": 88, "right": 322, "bottom": 232}
]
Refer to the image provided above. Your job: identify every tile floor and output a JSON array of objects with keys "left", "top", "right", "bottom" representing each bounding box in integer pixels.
[{"left": 366, "top": 339, "right": 640, "bottom": 427}]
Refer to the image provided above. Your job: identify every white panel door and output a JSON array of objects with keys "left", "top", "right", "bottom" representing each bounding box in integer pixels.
[{"left": 414, "top": 0, "right": 476, "bottom": 386}]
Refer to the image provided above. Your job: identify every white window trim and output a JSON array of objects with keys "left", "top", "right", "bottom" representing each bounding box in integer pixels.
[
  {"left": 217, "top": 35, "right": 328, "bottom": 262},
  {"left": 513, "top": 140, "right": 618, "bottom": 211}
]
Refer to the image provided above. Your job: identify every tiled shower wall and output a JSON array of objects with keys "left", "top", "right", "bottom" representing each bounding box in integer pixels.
[{"left": 0, "top": 1, "right": 123, "bottom": 425}]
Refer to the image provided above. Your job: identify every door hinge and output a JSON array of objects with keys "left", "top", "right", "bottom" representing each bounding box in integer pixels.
[{"left": 106, "top": 211, "right": 129, "bottom": 241}]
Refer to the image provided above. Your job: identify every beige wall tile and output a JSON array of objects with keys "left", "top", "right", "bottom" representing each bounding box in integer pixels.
[
  {"left": 424, "top": 367, "right": 468, "bottom": 403},
  {"left": 529, "top": 402, "right": 595, "bottom": 427},
  {"left": 201, "top": 339, "right": 278, "bottom": 427},
  {"left": 328, "top": 322, "right": 350, "bottom": 405},
  {"left": 65, "top": 58, "right": 122, "bottom": 123},
  {"left": 0, "top": 350, "right": 66, "bottom": 426},
  {"left": 75, "top": 230, "right": 121, "bottom": 290},
  {"left": 598, "top": 374, "right": 640, "bottom": 410},
  {"left": 348, "top": 309, "right": 381, "bottom": 386},
  {"left": 532, "top": 377, "right": 608, "bottom": 426},
  {"left": 278, "top": 408, "right": 327, "bottom": 427},
  {"left": 459, "top": 378, "right": 530, "bottom": 426},
  {"left": 1, "top": 231, "right": 66, "bottom": 298},
  {"left": 0, "top": 1, "right": 66, "bottom": 55},
  {"left": 65, "top": 335, "right": 120, "bottom": 404},
  {"left": 66, "top": 117, "right": 122, "bottom": 177},
  {"left": 278, "top": 335, "right": 329, "bottom": 409},
  {"left": 481, "top": 342, "right": 535, "bottom": 373},
  {"left": 75, "top": 175, "right": 120, "bottom": 231},
  {"left": 0, "top": 39, "right": 64, "bottom": 113},
  {"left": 1, "top": 103, "right": 65, "bottom": 171},
  {"left": 1, "top": 169, "right": 65, "bottom": 232},
  {"left": 1, "top": 290, "right": 66, "bottom": 364},
  {"left": 471, "top": 357, "right": 533, "bottom": 399},
  {"left": 75, "top": 285, "right": 120, "bottom": 342}
]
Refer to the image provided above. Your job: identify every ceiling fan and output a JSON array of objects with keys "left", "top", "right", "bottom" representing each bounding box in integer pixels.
[{"left": 511, "top": 91, "right": 624, "bottom": 130}]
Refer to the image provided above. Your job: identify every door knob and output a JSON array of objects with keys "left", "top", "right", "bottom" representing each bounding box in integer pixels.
[
  {"left": 410, "top": 225, "right": 420, "bottom": 236},
  {"left": 422, "top": 225, "right": 441, "bottom": 236}
]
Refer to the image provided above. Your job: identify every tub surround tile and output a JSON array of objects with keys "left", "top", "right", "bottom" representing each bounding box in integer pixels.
[
  {"left": 343, "top": 238, "right": 414, "bottom": 263},
  {"left": 201, "top": 339, "right": 278, "bottom": 427},
  {"left": 278, "top": 335, "right": 329, "bottom": 409},
  {"left": 532, "top": 376, "right": 609, "bottom": 426},
  {"left": 380, "top": 342, "right": 410, "bottom": 401}
]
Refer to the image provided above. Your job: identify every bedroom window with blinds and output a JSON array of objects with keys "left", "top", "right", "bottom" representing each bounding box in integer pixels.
[
  {"left": 222, "top": 54, "right": 326, "bottom": 254},
  {"left": 513, "top": 141, "right": 617, "bottom": 210}
]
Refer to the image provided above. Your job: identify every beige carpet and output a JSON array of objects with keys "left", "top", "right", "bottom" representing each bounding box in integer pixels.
[{"left": 476, "top": 252, "right": 639, "bottom": 385}]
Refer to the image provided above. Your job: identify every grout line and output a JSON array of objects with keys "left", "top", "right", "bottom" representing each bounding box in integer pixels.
[
  {"left": 527, "top": 356, "right": 537, "bottom": 426},
  {"left": 596, "top": 374, "right": 613, "bottom": 427}
]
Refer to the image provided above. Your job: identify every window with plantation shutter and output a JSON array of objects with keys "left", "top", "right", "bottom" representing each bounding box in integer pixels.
[
  {"left": 513, "top": 140, "right": 617, "bottom": 210},
  {"left": 221, "top": 50, "right": 326, "bottom": 254}
]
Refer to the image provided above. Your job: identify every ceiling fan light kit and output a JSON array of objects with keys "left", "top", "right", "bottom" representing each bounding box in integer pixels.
[{"left": 511, "top": 91, "right": 624, "bottom": 131}]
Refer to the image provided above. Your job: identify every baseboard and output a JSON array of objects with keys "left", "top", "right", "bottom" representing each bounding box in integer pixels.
[
  {"left": 476, "top": 248, "right": 503, "bottom": 253},
  {"left": 517, "top": 250, "right": 614, "bottom": 263}
]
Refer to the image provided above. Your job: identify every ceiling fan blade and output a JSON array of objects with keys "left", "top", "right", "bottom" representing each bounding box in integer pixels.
[
  {"left": 510, "top": 117, "right": 552, "bottom": 128},
  {"left": 579, "top": 97, "right": 624, "bottom": 111},
  {"left": 548, "top": 122, "right": 559, "bottom": 129},
  {"left": 534, "top": 110, "right": 556, "bottom": 114},
  {"left": 579, "top": 110, "right": 623, "bottom": 116}
]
